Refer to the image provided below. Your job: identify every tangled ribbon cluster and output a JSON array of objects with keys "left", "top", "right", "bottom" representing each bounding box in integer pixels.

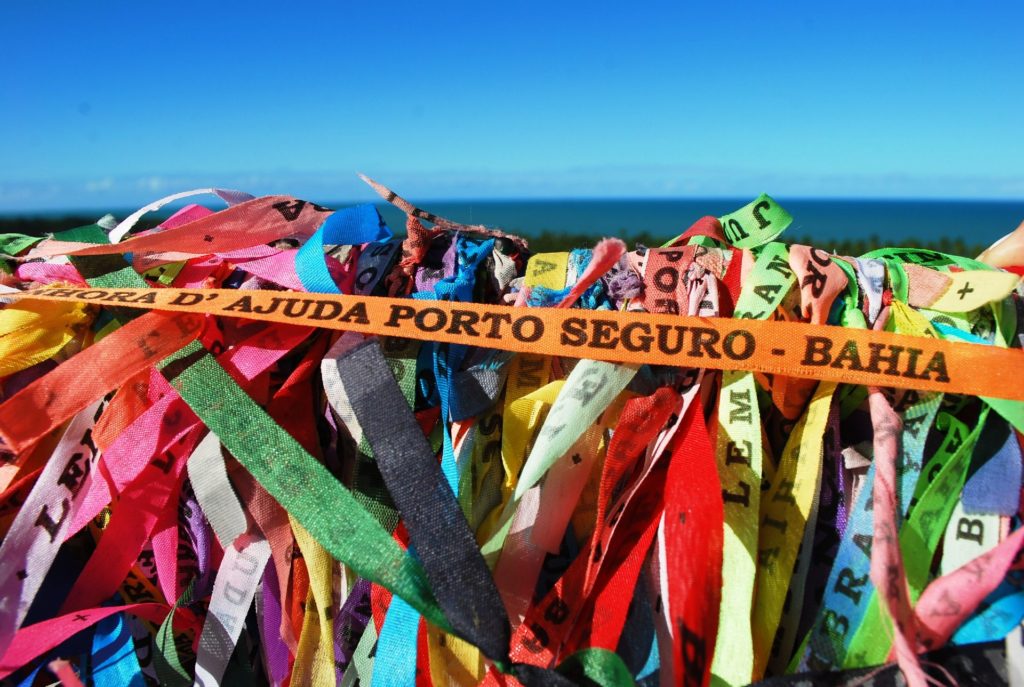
[{"left": 0, "top": 179, "right": 1021, "bottom": 687}]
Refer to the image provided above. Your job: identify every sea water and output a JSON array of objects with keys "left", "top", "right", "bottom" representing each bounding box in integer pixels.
[{"left": 373, "top": 198, "right": 1023, "bottom": 247}]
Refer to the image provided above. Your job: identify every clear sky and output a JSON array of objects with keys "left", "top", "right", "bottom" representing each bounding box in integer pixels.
[{"left": 2, "top": 1, "right": 1022, "bottom": 211}]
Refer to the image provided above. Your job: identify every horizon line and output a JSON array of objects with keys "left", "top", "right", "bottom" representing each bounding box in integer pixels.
[{"left": 2, "top": 194, "right": 1022, "bottom": 217}]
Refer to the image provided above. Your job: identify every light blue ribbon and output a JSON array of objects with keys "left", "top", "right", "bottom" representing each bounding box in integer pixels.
[{"left": 295, "top": 204, "right": 392, "bottom": 293}]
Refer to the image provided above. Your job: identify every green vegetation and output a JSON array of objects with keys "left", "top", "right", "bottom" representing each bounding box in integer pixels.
[
  {"left": 790, "top": 233, "right": 987, "bottom": 259},
  {"left": 525, "top": 230, "right": 989, "bottom": 258},
  {"left": 525, "top": 229, "right": 669, "bottom": 253},
  {"left": 0, "top": 215, "right": 117, "bottom": 236},
  {"left": 0, "top": 216, "right": 990, "bottom": 258}
]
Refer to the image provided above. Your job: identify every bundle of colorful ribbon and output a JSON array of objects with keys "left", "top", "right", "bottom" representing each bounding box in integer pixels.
[{"left": 0, "top": 178, "right": 1021, "bottom": 687}]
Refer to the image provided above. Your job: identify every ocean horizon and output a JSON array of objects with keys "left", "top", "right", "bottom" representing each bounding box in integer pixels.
[
  {"left": 370, "top": 198, "right": 1023, "bottom": 246},
  {"left": 3, "top": 198, "right": 1021, "bottom": 248}
]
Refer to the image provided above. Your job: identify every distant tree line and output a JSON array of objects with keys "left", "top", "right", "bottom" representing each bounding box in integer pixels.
[
  {"left": 0, "top": 216, "right": 990, "bottom": 259},
  {"left": 0, "top": 215, "right": 123, "bottom": 236},
  {"left": 522, "top": 230, "right": 989, "bottom": 259}
]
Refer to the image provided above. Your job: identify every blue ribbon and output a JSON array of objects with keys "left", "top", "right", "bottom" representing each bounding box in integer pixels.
[
  {"left": 962, "top": 418, "right": 1022, "bottom": 516},
  {"left": 934, "top": 323, "right": 990, "bottom": 345},
  {"left": 800, "top": 463, "right": 878, "bottom": 670},
  {"left": 527, "top": 249, "right": 612, "bottom": 310},
  {"left": 953, "top": 579, "right": 1024, "bottom": 645},
  {"left": 15, "top": 663, "right": 43, "bottom": 687},
  {"left": 90, "top": 611, "right": 145, "bottom": 686},
  {"left": 374, "top": 235, "right": 496, "bottom": 685},
  {"left": 295, "top": 204, "right": 392, "bottom": 294},
  {"left": 414, "top": 236, "right": 496, "bottom": 489},
  {"left": 371, "top": 594, "right": 422, "bottom": 687}
]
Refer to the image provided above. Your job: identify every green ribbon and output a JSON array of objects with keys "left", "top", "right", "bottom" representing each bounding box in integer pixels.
[
  {"left": 842, "top": 407, "right": 989, "bottom": 667},
  {"left": 153, "top": 582, "right": 196, "bottom": 687},
  {"left": 719, "top": 193, "right": 792, "bottom": 249},
  {"left": 57, "top": 225, "right": 455, "bottom": 640},
  {"left": 0, "top": 233, "right": 44, "bottom": 257}
]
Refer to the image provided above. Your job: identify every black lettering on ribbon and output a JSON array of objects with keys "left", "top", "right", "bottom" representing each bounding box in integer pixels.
[
  {"left": 751, "top": 200, "right": 772, "bottom": 229},
  {"left": 678, "top": 621, "right": 708, "bottom": 687},
  {"left": 273, "top": 199, "right": 331, "bottom": 221},
  {"left": 35, "top": 499, "right": 71, "bottom": 542},
  {"left": 724, "top": 219, "right": 750, "bottom": 244}
]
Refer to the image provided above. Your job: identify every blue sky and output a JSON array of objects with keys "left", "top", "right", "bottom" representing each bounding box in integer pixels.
[{"left": 2, "top": 1, "right": 1022, "bottom": 211}]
